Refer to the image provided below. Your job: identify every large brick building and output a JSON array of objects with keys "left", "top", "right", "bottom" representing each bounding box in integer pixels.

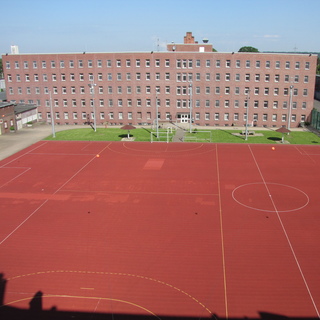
[{"left": 2, "top": 32, "right": 317, "bottom": 128}]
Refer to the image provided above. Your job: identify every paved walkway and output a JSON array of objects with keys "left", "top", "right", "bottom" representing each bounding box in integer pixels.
[
  {"left": 172, "top": 129, "right": 185, "bottom": 142},
  {"left": 0, "top": 124, "right": 86, "bottom": 161}
]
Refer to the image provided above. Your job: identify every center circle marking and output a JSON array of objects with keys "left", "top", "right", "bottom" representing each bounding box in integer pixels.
[{"left": 232, "top": 182, "right": 309, "bottom": 213}]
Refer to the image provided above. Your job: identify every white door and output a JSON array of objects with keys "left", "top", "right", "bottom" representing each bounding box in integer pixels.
[{"left": 180, "top": 114, "right": 189, "bottom": 123}]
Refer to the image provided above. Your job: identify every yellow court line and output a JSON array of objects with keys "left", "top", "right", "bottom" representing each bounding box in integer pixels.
[
  {"left": 7, "top": 270, "right": 213, "bottom": 316},
  {"left": 2, "top": 294, "right": 161, "bottom": 319},
  {"left": 215, "top": 145, "right": 229, "bottom": 319}
]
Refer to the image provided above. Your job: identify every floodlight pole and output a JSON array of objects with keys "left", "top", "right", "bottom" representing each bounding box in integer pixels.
[
  {"left": 88, "top": 81, "right": 97, "bottom": 132},
  {"left": 49, "top": 90, "right": 56, "bottom": 138},
  {"left": 245, "top": 90, "right": 250, "bottom": 141},
  {"left": 189, "top": 82, "right": 193, "bottom": 133},
  {"left": 156, "top": 88, "right": 159, "bottom": 139},
  {"left": 287, "top": 84, "right": 294, "bottom": 134}
]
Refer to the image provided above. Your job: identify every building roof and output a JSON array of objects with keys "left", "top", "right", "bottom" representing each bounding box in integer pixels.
[
  {"left": 14, "top": 103, "right": 37, "bottom": 114},
  {"left": 0, "top": 101, "right": 14, "bottom": 109}
]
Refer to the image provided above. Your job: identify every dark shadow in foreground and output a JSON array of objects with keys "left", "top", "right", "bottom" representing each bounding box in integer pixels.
[{"left": 0, "top": 274, "right": 318, "bottom": 320}]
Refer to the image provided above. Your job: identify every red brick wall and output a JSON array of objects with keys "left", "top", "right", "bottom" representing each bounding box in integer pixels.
[{"left": 2, "top": 51, "right": 317, "bottom": 128}]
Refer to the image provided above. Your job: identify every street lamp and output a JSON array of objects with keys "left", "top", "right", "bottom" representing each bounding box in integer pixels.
[
  {"left": 245, "top": 89, "right": 250, "bottom": 141},
  {"left": 156, "top": 88, "right": 159, "bottom": 139},
  {"left": 88, "top": 82, "right": 97, "bottom": 132},
  {"left": 189, "top": 82, "right": 193, "bottom": 133},
  {"left": 287, "top": 84, "right": 294, "bottom": 133},
  {"left": 49, "top": 90, "right": 56, "bottom": 138}
]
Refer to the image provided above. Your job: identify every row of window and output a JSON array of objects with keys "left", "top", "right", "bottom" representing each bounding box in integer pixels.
[
  {"left": 6, "top": 58, "right": 311, "bottom": 70},
  {"left": 41, "top": 110, "right": 305, "bottom": 123},
  {"left": 8, "top": 84, "right": 309, "bottom": 97},
  {"left": 6, "top": 72, "right": 310, "bottom": 84},
  {"left": 15, "top": 96, "right": 306, "bottom": 110}
]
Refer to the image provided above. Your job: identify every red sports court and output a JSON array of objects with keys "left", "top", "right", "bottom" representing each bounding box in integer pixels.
[{"left": 0, "top": 141, "right": 319, "bottom": 319}]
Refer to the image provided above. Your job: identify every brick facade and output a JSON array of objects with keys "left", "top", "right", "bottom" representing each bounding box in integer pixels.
[{"left": 2, "top": 32, "right": 317, "bottom": 128}]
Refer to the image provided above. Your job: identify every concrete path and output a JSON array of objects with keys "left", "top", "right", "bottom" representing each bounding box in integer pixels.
[
  {"left": 0, "top": 124, "right": 86, "bottom": 161},
  {"left": 172, "top": 129, "right": 185, "bottom": 142}
]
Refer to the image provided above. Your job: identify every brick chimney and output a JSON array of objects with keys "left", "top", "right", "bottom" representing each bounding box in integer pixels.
[{"left": 184, "top": 32, "right": 197, "bottom": 44}]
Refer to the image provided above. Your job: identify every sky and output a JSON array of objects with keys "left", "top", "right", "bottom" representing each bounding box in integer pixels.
[{"left": 1, "top": 0, "right": 319, "bottom": 55}]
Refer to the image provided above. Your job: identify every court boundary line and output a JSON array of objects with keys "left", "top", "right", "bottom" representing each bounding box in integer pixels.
[
  {"left": 2, "top": 295, "right": 161, "bottom": 319},
  {"left": 107, "top": 142, "right": 216, "bottom": 158},
  {"left": 215, "top": 144, "right": 229, "bottom": 319},
  {"left": 248, "top": 145, "right": 320, "bottom": 318},
  {"left": 0, "top": 143, "right": 112, "bottom": 245},
  {"left": 0, "top": 167, "right": 31, "bottom": 189},
  {"left": 0, "top": 141, "right": 49, "bottom": 168},
  {"left": 6, "top": 270, "right": 214, "bottom": 317}
]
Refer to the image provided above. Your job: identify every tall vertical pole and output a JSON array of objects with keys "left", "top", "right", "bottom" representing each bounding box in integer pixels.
[
  {"left": 156, "top": 90, "right": 159, "bottom": 139},
  {"left": 288, "top": 85, "right": 294, "bottom": 133},
  {"left": 189, "top": 82, "right": 193, "bottom": 133},
  {"left": 49, "top": 90, "right": 56, "bottom": 138},
  {"left": 245, "top": 90, "right": 250, "bottom": 141},
  {"left": 89, "top": 81, "right": 97, "bottom": 132}
]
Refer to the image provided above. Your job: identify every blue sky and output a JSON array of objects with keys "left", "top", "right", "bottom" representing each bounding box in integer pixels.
[{"left": 1, "top": 0, "right": 319, "bottom": 54}]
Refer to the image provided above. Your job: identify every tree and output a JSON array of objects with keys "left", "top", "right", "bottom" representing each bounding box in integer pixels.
[
  {"left": 238, "top": 46, "right": 259, "bottom": 52},
  {"left": 0, "top": 59, "right": 2, "bottom": 78}
]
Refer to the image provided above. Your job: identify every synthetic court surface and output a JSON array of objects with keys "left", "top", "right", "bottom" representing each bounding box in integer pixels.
[{"left": 0, "top": 141, "right": 319, "bottom": 319}]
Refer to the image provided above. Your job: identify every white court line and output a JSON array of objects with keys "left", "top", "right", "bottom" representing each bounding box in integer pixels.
[
  {"left": 0, "top": 167, "right": 31, "bottom": 189},
  {"left": 215, "top": 144, "right": 229, "bottom": 319},
  {"left": 0, "top": 199, "right": 49, "bottom": 245},
  {"left": 248, "top": 145, "right": 320, "bottom": 318},
  {"left": 0, "top": 143, "right": 111, "bottom": 245},
  {"left": 0, "top": 141, "right": 49, "bottom": 168},
  {"left": 29, "top": 153, "right": 97, "bottom": 156}
]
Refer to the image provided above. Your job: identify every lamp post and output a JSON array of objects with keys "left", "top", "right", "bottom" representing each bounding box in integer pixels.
[
  {"left": 156, "top": 88, "right": 159, "bottom": 139},
  {"left": 245, "top": 89, "right": 250, "bottom": 141},
  {"left": 49, "top": 90, "right": 56, "bottom": 138},
  {"left": 189, "top": 82, "right": 193, "bottom": 133},
  {"left": 88, "top": 81, "right": 97, "bottom": 132},
  {"left": 287, "top": 85, "right": 294, "bottom": 133}
]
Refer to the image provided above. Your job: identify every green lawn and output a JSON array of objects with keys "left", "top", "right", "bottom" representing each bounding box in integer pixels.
[
  {"left": 44, "top": 127, "right": 320, "bottom": 145},
  {"left": 185, "top": 129, "right": 320, "bottom": 144}
]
